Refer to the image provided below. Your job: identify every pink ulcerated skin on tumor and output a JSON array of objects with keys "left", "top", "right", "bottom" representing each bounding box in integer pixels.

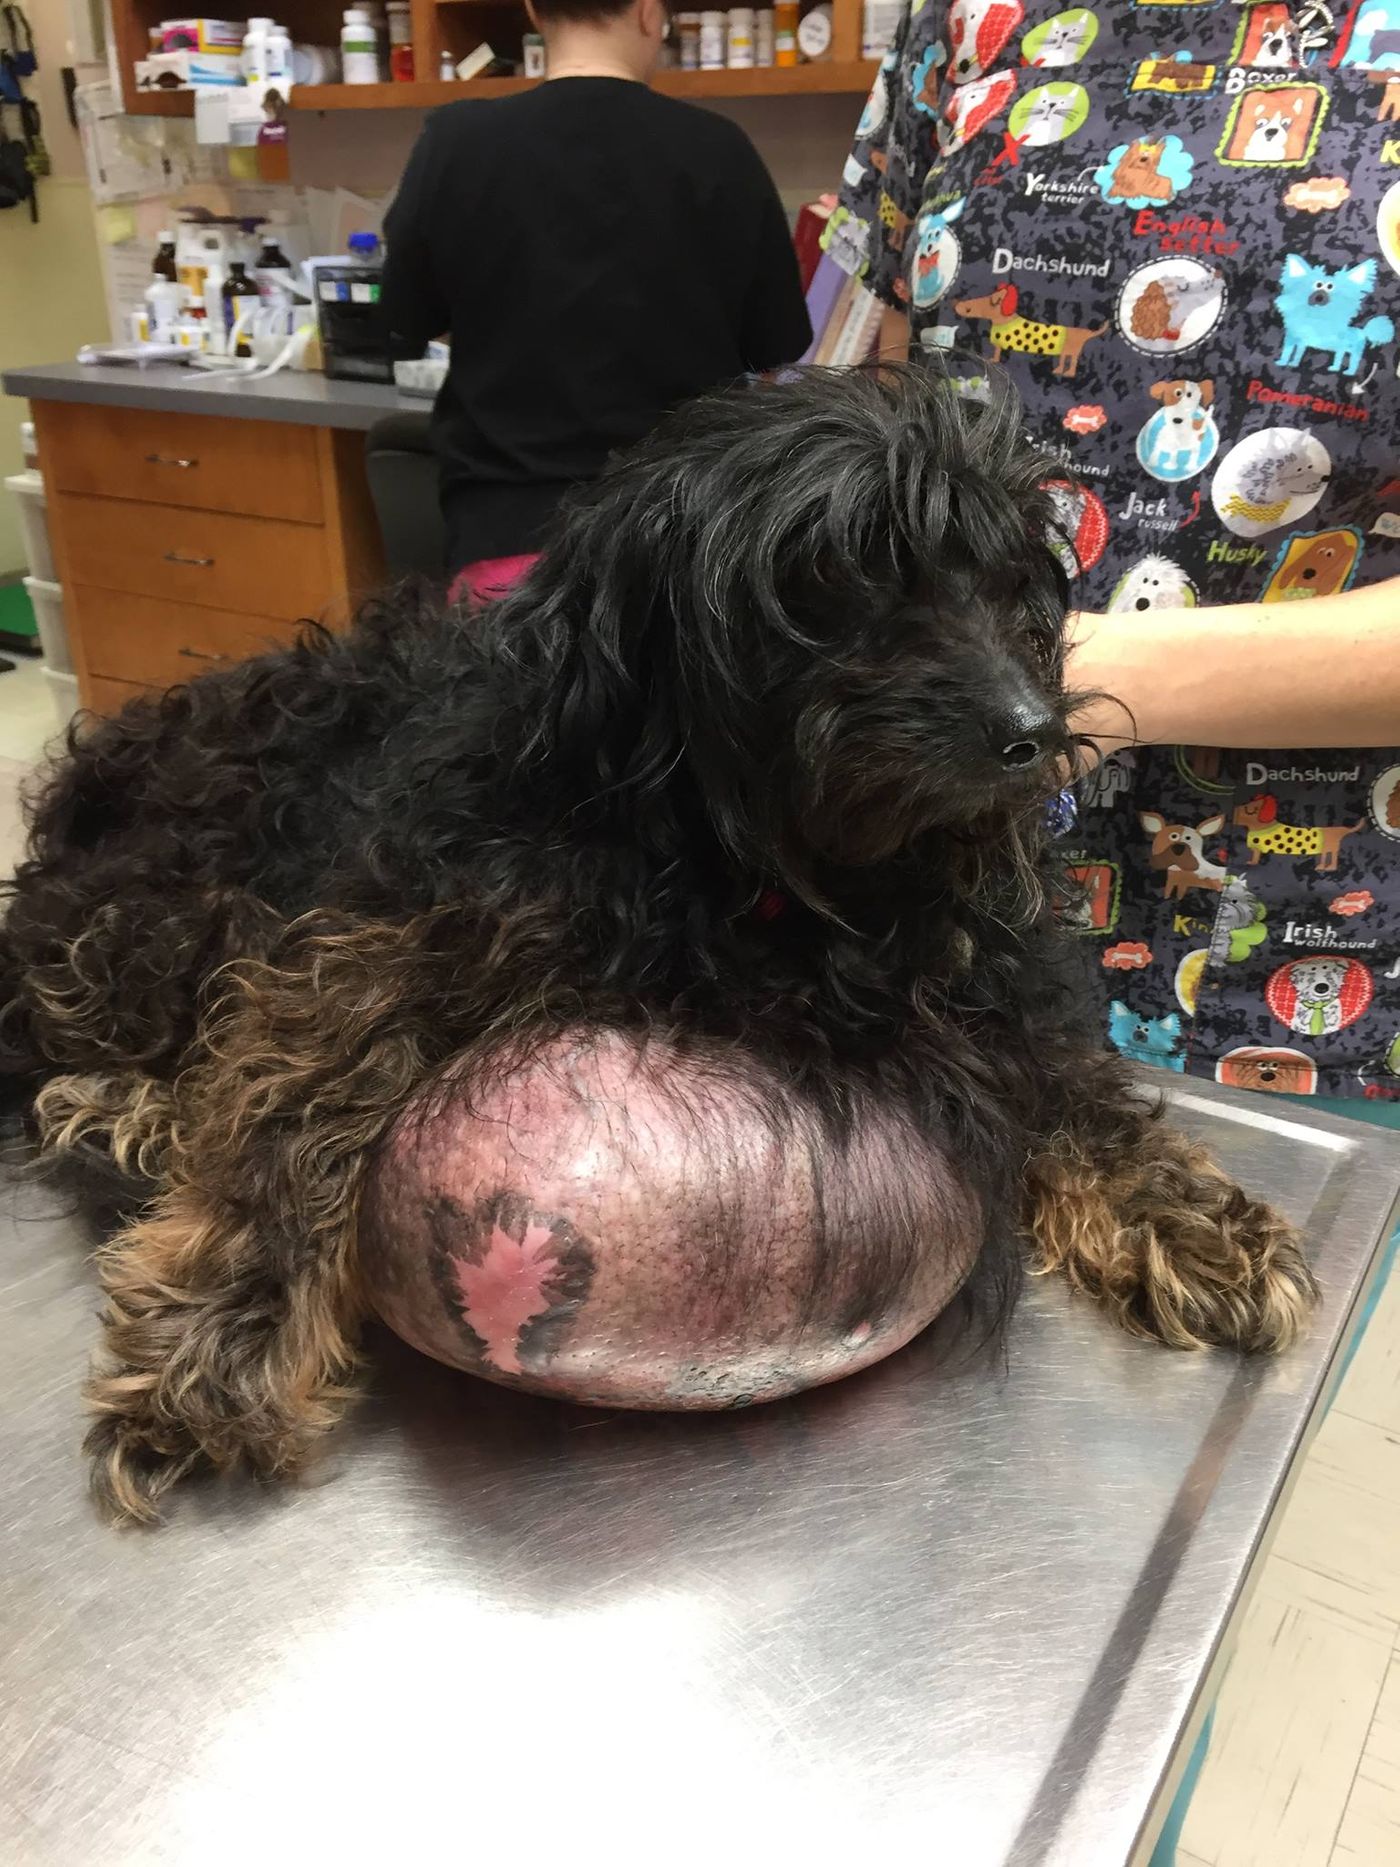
[
  {"left": 359, "top": 1030, "right": 981, "bottom": 1410},
  {"left": 453, "top": 1221, "right": 559, "bottom": 1375}
]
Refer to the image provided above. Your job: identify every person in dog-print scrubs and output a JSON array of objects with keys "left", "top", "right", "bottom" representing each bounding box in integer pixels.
[{"left": 831, "top": 0, "right": 1400, "bottom": 1124}]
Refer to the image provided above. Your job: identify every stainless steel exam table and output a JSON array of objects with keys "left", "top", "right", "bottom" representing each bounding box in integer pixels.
[{"left": 3, "top": 1077, "right": 1398, "bottom": 1867}]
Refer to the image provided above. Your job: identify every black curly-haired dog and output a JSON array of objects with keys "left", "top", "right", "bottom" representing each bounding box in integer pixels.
[{"left": 0, "top": 366, "right": 1314, "bottom": 1522}]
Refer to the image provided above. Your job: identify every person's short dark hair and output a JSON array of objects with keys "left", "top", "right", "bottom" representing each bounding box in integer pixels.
[{"left": 530, "top": 0, "right": 647, "bottom": 24}]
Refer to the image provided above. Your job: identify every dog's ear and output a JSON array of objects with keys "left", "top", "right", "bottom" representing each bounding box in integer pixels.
[
  {"left": 1282, "top": 254, "right": 1310, "bottom": 281},
  {"left": 1148, "top": 380, "right": 1171, "bottom": 404},
  {"left": 995, "top": 283, "right": 1019, "bottom": 316},
  {"left": 1198, "top": 379, "right": 1214, "bottom": 407},
  {"left": 1198, "top": 814, "right": 1225, "bottom": 838},
  {"left": 1139, "top": 811, "right": 1166, "bottom": 835}
]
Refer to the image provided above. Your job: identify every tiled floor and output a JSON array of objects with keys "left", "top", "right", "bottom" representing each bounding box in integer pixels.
[{"left": 0, "top": 660, "right": 1395, "bottom": 1866}]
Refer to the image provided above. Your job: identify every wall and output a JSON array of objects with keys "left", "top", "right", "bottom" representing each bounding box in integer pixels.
[
  {"left": 288, "top": 90, "right": 860, "bottom": 212},
  {"left": 0, "top": 0, "right": 109, "bottom": 576}
]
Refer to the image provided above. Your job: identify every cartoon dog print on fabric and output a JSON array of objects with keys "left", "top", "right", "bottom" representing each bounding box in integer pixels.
[
  {"left": 1079, "top": 748, "right": 1138, "bottom": 809},
  {"left": 1108, "top": 555, "right": 1198, "bottom": 610},
  {"left": 1140, "top": 809, "right": 1229, "bottom": 900},
  {"left": 1213, "top": 429, "right": 1331, "bottom": 536},
  {"left": 909, "top": 197, "right": 963, "bottom": 310},
  {"left": 1261, "top": 528, "right": 1363, "bottom": 600},
  {"left": 1218, "top": 85, "right": 1328, "bottom": 166},
  {"left": 1216, "top": 1046, "right": 1317, "bottom": 1094},
  {"left": 1266, "top": 956, "right": 1375, "bottom": 1037},
  {"left": 1097, "top": 137, "right": 1194, "bottom": 209},
  {"left": 1274, "top": 257, "right": 1396, "bottom": 376},
  {"left": 952, "top": 283, "right": 1108, "bottom": 376},
  {"left": 1135, "top": 379, "right": 1220, "bottom": 481},
  {"left": 1108, "top": 1001, "right": 1186, "bottom": 1071},
  {"left": 1233, "top": 794, "right": 1367, "bottom": 872},
  {"left": 1123, "top": 264, "right": 1226, "bottom": 349},
  {"left": 1233, "top": 2, "right": 1298, "bottom": 68},
  {"left": 1207, "top": 877, "right": 1269, "bottom": 965}
]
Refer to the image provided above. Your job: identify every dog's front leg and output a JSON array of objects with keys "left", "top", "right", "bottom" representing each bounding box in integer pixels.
[
  {"left": 85, "top": 913, "right": 450, "bottom": 1522},
  {"left": 1023, "top": 1051, "right": 1318, "bottom": 1353}
]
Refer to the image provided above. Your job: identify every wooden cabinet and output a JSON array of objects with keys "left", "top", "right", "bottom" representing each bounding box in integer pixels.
[
  {"left": 112, "top": 0, "right": 877, "bottom": 114},
  {"left": 32, "top": 402, "right": 383, "bottom": 715}
]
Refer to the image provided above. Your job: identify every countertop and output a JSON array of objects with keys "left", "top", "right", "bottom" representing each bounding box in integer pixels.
[
  {"left": 3, "top": 1078, "right": 1398, "bottom": 1867},
  {"left": 2, "top": 361, "right": 421, "bottom": 432}
]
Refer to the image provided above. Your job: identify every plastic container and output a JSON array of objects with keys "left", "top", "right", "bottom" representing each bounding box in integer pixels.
[
  {"left": 316, "top": 234, "right": 391, "bottom": 382},
  {"left": 242, "top": 16, "right": 273, "bottom": 83},
  {"left": 341, "top": 8, "right": 379, "bottom": 82},
  {"left": 438, "top": 48, "right": 453, "bottom": 77},
  {"left": 387, "top": 2, "right": 413, "bottom": 79},
  {"left": 676, "top": 12, "right": 700, "bottom": 65},
  {"left": 797, "top": 2, "right": 831, "bottom": 58},
  {"left": 22, "top": 575, "right": 73, "bottom": 674},
  {"left": 5, "top": 471, "right": 55, "bottom": 581},
  {"left": 774, "top": 0, "right": 798, "bottom": 64},
  {"left": 44, "top": 667, "right": 80, "bottom": 731},
  {"left": 755, "top": 8, "right": 774, "bottom": 63},
  {"left": 20, "top": 421, "right": 36, "bottom": 467},
  {"left": 267, "top": 20, "right": 293, "bottom": 91},
  {"left": 726, "top": 7, "right": 755, "bottom": 65},
  {"left": 522, "top": 31, "right": 545, "bottom": 76},
  {"left": 202, "top": 260, "right": 227, "bottom": 354},
  {"left": 699, "top": 10, "right": 726, "bottom": 67}
]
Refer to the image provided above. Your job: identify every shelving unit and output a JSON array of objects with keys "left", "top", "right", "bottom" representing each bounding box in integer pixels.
[{"left": 113, "top": 0, "right": 879, "bottom": 115}]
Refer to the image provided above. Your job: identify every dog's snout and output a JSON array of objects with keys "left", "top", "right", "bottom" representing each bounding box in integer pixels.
[{"left": 986, "top": 701, "right": 1062, "bottom": 773}]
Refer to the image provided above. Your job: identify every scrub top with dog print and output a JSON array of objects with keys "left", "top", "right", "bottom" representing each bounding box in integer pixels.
[{"left": 830, "top": 0, "right": 1400, "bottom": 1103}]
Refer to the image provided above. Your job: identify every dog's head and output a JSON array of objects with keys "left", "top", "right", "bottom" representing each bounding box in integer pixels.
[{"left": 511, "top": 366, "right": 1074, "bottom": 906}]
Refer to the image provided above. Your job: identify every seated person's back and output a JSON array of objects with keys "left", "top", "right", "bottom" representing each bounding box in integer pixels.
[{"left": 381, "top": 0, "right": 812, "bottom": 576}]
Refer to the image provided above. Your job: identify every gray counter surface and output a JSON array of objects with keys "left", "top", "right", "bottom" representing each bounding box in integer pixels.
[
  {"left": 3, "top": 1077, "right": 1398, "bottom": 1867},
  {"left": 3, "top": 361, "right": 416, "bottom": 431}
]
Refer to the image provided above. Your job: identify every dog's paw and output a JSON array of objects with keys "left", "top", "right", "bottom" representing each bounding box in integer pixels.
[
  {"left": 1133, "top": 1183, "right": 1318, "bottom": 1355},
  {"left": 83, "top": 1398, "right": 203, "bottom": 1527}
]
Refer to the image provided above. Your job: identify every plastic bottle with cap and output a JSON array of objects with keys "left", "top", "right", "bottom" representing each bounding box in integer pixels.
[
  {"left": 266, "top": 21, "right": 293, "bottom": 93},
  {"left": 242, "top": 17, "right": 274, "bottom": 84},
  {"left": 341, "top": 7, "right": 380, "bottom": 82}
]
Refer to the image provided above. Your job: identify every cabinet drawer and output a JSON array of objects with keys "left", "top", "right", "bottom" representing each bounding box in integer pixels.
[
  {"left": 84, "top": 674, "right": 154, "bottom": 718},
  {"left": 40, "top": 401, "right": 324, "bottom": 525},
  {"left": 57, "top": 494, "right": 333, "bottom": 621},
  {"left": 72, "top": 586, "right": 301, "bottom": 689}
]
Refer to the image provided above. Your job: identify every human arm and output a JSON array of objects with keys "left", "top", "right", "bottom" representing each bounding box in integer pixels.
[
  {"left": 1067, "top": 579, "right": 1400, "bottom": 750},
  {"left": 738, "top": 153, "right": 813, "bottom": 370},
  {"left": 379, "top": 120, "right": 451, "bottom": 358}
]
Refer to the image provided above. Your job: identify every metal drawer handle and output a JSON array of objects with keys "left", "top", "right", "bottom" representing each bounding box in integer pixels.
[
  {"left": 145, "top": 453, "right": 198, "bottom": 469},
  {"left": 164, "top": 551, "right": 214, "bottom": 568},
  {"left": 178, "top": 646, "right": 229, "bottom": 663}
]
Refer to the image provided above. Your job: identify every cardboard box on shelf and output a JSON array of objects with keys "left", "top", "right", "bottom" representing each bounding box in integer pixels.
[
  {"left": 152, "top": 19, "right": 247, "bottom": 54},
  {"left": 137, "top": 49, "right": 246, "bottom": 88}
]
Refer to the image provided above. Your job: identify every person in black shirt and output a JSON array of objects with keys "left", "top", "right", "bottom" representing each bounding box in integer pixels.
[{"left": 380, "top": 0, "right": 813, "bottom": 594}]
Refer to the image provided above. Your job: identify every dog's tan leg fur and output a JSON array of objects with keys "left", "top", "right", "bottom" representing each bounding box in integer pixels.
[
  {"left": 1024, "top": 1126, "right": 1317, "bottom": 1353},
  {"left": 83, "top": 913, "right": 452, "bottom": 1523},
  {"left": 33, "top": 1072, "right": 176, "bottom": 1183}
]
